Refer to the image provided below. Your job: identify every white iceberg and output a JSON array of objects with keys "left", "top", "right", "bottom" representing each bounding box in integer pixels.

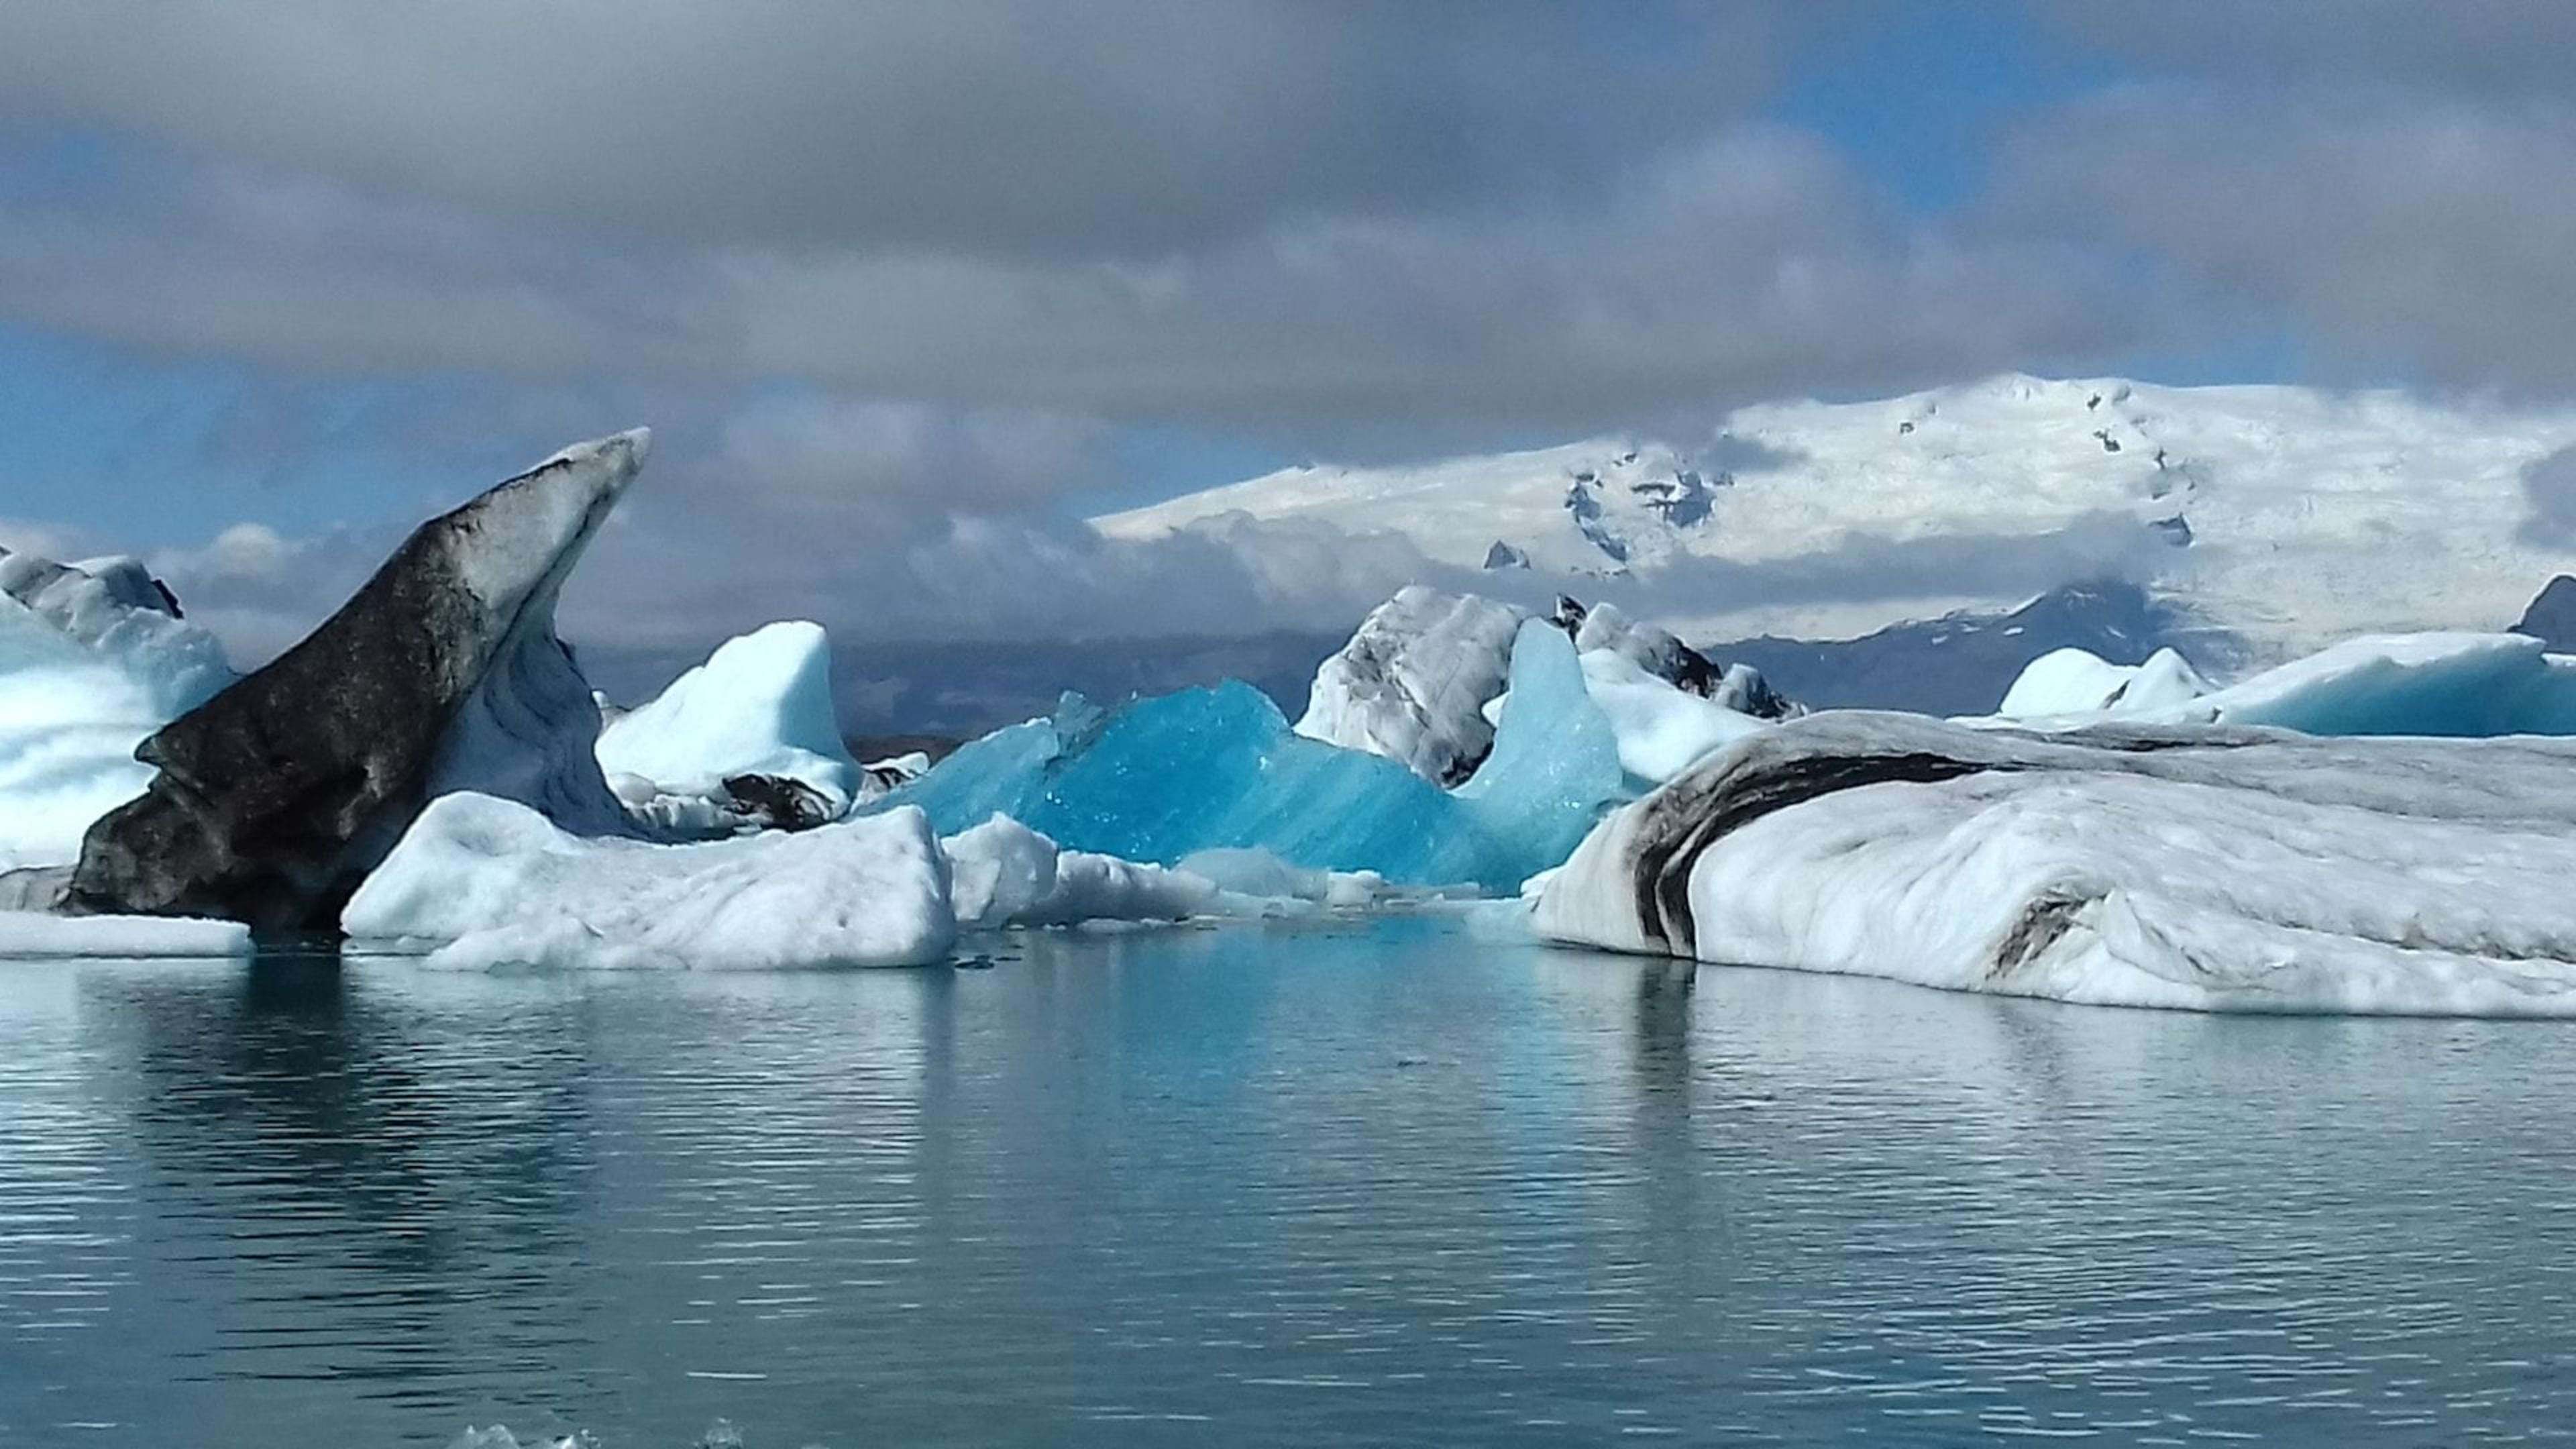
[
  {"left": 1988, "top": 632, "right": 2576, "bottom": 737},
  {"left": 1295, "top": 586, "right": 1526, "bottom": 786},
  {"left": 0, "top": 909, "right": 250, "bottom": 959},
  {"left": 943, "top": 814, "right": 1219, "bottom": 928},
  {"left": 1993, "top": 645, "right": 2214, "bottom": 719},
  {"left": 343, "top": 792, "right": 955, "bottom": 969},
  {"left": 595, "top": 620, "right": 864, "bottom": 822},
  {"left": 343, "top": 791, "right": 1417, "bottom": 970},
  {"left": 1175, "top": 847, "right": 1405, "bottom": 910},
  {"left": 1487, "top": 644, "right": 1770, "bottom": 785},
  {"left": 1536, "top": 710, "right": 2576, "bottom": 1016},
  {"left": 0, "top": 549, "right": 235, "bottom": 869},
  {"left": 1576, "top": 649, "right": 1769, "bottom": 783}
]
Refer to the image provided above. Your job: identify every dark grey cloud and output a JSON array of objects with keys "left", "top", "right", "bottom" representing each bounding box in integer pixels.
[
  {"left": 0, "top": 127, "right": 2141, "bottom": 443},
  {"left": 2041, "top": 1, "right": 2576, "bottom": 95},
  {"left": 1992, "top": 86, "right": 2576, "bottom": 394},
  {"left": 0, "top": 2, "right": 1791, "bottom": 260}
]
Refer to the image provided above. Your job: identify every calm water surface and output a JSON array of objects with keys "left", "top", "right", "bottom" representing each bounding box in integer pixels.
[{"left": 4, "top": 914, "right": 2575, "bottom": 1446}]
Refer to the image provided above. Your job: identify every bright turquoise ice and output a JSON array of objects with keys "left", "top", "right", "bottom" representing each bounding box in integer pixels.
[
  {"left": 1452, "top": 619, "right": 1628, "bottom": 857},
  {"left": 873, "top": 630, "right": 1629, "bottom": 892}
]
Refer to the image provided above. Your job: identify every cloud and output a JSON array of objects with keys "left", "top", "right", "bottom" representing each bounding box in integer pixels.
[
  {"left": 0, "top": 2, "right": 1792, "bottom": 260},
  {"left": 0, "top": 518, "right": 80, "bottom": 561},
  {"left": 0, "top": 127, "right": 2143, "bottom": 443},
  {"left": 2041, "top": 1, "right": 2576, "bottom": 95},
  {"left": 1991, "top": 85, "right": 2576, "bottom": 394},
  {"left": 2518, "top": 446, "right": 2576, "bottom": 548}
]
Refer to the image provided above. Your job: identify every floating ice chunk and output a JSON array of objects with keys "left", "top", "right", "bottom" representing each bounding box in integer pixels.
[
  {"left": 1574, "top": 647, "right": 1768, "bottom": 783},
  {"left": 70, "top": 431, "right": 648, "bottom": 930},
  {"left": 1452, "top": 621, "right": 1629, "bottom": 876},
  {"left": 2171, "top": 632, "right": 2576, "bottom": 735},
  {"left": 879, "top": 694, "right": 1100, "bottom": 833},
  {"left": 1994, "top": 645, "right": 2214, "bottom": 718},
  {"left": 0, "top": 910, "right": 250, "bottom": 959},
  {"left": 863, "top": 751, "right": 933, "bottom": 792},
  {"left": 879, "top": 631, "right": 1631, "bottom": 894},
  {"left": 596, "top": 620, "right": 863, "bottom": 814},
  {"left": 884, "top": 684, "right": 1518, "bottom": 891},
  {"left": 1295, "top": 586, "right": 1526, "bottom": 785},
  {"left": 344, "top": 793, "right": 954, "bottom": 969},
  {"left": 943, "top": 814, "right": 1216, "bottom": 928},
  {"left": 1538, "top": 710, "right": 2576, "bottom": 1016},
  {"left": 1028, "top": 682, "right": 1493, "bottom": 881},
  {"left": 1177, "top": 847, "right": 1399, "bottom": 909},
  {"left": 1989, "top": 632, "right": 2576, "bottom": 737},
  {"left": 0, "top": 549, "right": 235, "bottom": 869}
]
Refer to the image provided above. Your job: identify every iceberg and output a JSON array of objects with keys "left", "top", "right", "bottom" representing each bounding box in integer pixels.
[
  {"left": 343, "top": 792, "right": 955, "bottom": 969},
  {"left": 594, "top": 620, "right": 865, "bottom": 824},
  {"left": 1987, "top": 631, "right": 2576, "bottom": 737},
  {"left": 876, "top": 645, "right": 1623, "bottom": 894},
  {"left": 0, "top": 549, "right": 235, "bottom": 870},
  {"left": 1561, "top": 596, "right": 1793, "bottom": 718},
  {"left": 0, "top": 909, "right": 250, "bottom": 959},
  {"left": 341, "top": 794, "right": 1419, "bottom": 971},
  {"left": 1993, "top": 645, "right": 2214, "bottom": 719},
  {"left": 943, "top": 814, "right": 1216, "bottom": 928},
  {"left": 66, "top": 431, "right": 647, "bottom": 930},
  {"left": 1451, "top": 621, "right": 1628, "bottom": 871},
  {"left": 1487, "top": 643, "right": 1771, "bottom": 785},
  {"left": 1536, "top": 710, "right": 2576, "bottom": 1016},
  {"left": 1175, "top": 847, "right": 1409, "bottom": 910},
  {"left": 1295, "top": 586, "right": 1525, "bottom": 785}
]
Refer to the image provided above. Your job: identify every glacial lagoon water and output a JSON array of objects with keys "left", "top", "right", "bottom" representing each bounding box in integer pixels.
[{"left": 6, "top": 915, "right": 2576, "bottom": 1447}]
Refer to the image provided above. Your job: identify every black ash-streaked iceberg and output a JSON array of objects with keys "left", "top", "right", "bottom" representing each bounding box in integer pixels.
[
  {"left": 1535, "top": 710, "right": 2576, "bottom": 1016},
  {"left": 64, "top": 430, "right": 649, "bottom": 930},
  {"left": 1295, "top": 586, "right": 1525, "bottom": 786}
]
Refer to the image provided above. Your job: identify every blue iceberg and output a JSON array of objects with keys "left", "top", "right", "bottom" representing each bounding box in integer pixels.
[{"left": 871, "top": 624, "right": 1630, "bottom": 892}]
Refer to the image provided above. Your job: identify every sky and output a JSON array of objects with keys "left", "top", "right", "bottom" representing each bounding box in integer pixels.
[{"left": 5, "top": 1, "right": 2576, "bottom": 682}]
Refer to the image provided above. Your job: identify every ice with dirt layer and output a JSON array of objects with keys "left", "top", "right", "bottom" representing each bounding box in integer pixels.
[
  {"left": 1293, "top": 586, "right": 1525, "bottom": 786},
  {"left": 1536, "top": 710, "right": 2576, "bottom": 1016}
]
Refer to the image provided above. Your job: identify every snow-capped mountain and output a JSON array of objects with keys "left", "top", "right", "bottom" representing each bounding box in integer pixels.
[{"left": 1094, "top": 375, "right": 2576, "bottom": 663}]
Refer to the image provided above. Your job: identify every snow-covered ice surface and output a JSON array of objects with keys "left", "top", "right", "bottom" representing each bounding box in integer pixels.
[
  {"left": 0, "top": 909, "right": 250, "bottom": 959},
  {"left": 1097, "top": 374, "right": 2576, "bottom": 658},
  {"left": 595, "top": 620, "right": 864, "bottom": 814},
  {"left": 342, "top": 791, "right": 1428, "bottom": 971},
  {"left": 1994, "top": 645, "right": 2214, "bottom": 720},
  {"left": 1536, "top": 710, "right": 2576, "bottom": 1016},
  {"left": 1294, "top": 586, "right": 1525, "bottom": 785},
  {"left": 1985, "top": 632, "right": 2576, "bottom": 737},
  {"left": 0, "top": 549, "right": 234, "bottom": 869},
  {"left": 343, "top": 793, "right": 956, "bottom": 970},
  {"left": 943, "top": 814, "right": 1217, "bottom": 929},
  {"left": 1490, "top": 646, "right": 1769, "bottom": 784}
]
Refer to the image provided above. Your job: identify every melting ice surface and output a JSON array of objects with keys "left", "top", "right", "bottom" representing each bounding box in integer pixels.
[
  {"left": 11, "top": 920, "right": 2576, "bottom": 1446},
  {"left": 874, "top": 623, "right": 1627, "bottom": 894}
]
